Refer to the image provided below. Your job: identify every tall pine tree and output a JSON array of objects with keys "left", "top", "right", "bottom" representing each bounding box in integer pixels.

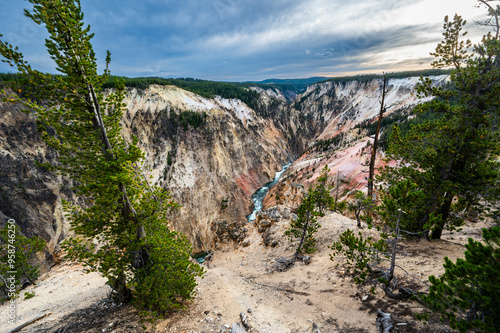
[
  {"left": 380, "top": 7, "right": 500, "bottom": 239},
  {"left": 0, "top": 0, "right": 203, "bottom": 316}
]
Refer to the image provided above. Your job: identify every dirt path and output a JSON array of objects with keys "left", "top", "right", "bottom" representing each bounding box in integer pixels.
[{"left": 1, "top": 212, "right": 489, "bottom": 333}]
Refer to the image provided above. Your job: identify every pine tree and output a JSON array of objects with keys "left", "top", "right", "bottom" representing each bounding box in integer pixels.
[
  {"left": 313, "top": 165, "right": 334, "bottom": 217},
  {"left": 286, "top": 188, "right": 320, "bottom": 256},
  {"left": 381, "top": 8, "right": 500, "bottom": 239},
  {"left": 421, "top": 226, "right": 500, "bottom": 332},
  {"left": 0, "top": 0, "right": 203, "bottom": 316},
  {"left": 347, "top": 191, "right": 372, "bottom": 229},
  {"left": 286, "top": 166, "right": 333, "bottom": 256}
]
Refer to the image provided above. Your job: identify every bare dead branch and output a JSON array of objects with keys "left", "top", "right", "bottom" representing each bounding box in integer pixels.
[
  {"left": 8, "top": 312, "right": 52, "bottom": 333},
  {"left": 243, "top": 276, "right": 311, "bottom": 296}
]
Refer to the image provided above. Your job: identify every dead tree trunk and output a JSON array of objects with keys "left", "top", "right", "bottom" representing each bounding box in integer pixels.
[
  {"left": 335, "top": 170, "right": 340, "bottom": 205},
  {"left": 294, "top": 210, "right": 311, "bottom": 258},
  {"left": 380, "top": 210, "right": 410, "bottom": 300},
  {"left": 376, "top": 310, "right": 394, "bottom": 333},
  {"left": 367, "top": 74, "right": 388, "bottom": 203},
  {"left": 478, "top": 0, "right": 499, "bottom": 39},
  {"left": 379, "top": 211, "right": 424, "bottom": 304}
]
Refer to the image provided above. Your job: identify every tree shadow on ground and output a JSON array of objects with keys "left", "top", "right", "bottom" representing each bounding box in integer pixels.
[{"left": 32, "top": 300, "right": 148, "bottom": 333}]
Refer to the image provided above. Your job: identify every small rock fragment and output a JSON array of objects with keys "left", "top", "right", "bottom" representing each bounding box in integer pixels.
[
  {"left": 231, "top": 322, "right": 246, "bottom": 333},
  {"left": 240, "top": 311, "right": 250, "bottom": 330}
]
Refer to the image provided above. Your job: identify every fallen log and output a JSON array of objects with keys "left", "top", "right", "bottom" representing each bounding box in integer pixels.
[
  {"left": 319, "top": 289, "right": 336, "bottom": 293},
  {"left": 244, "top": 277, "right": 310, "bottom": 296},
  {"left": 8, "top": 312, "right": 52, "bottom": 333}
]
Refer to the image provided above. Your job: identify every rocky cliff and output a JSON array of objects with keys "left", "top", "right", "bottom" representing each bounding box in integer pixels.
[
  {"left": 0, "top": 96, "right": 74, "bottom": 266},
  {"left": 263, "top": 75, "right": 449, "bottom": 208},
  {"left": 119, "top": 85, "right": 292, "bottom": 249}
]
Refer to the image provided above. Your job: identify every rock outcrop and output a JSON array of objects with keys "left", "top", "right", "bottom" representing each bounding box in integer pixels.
[
  {"left": 0, "top": 97, "right": 74, "bottom": 261},
  {"left": 211, "top": 220, "right": 247, "bottom": 246},
  {"left": 254, "top": 206, "right": 295, "bottom": 248}
]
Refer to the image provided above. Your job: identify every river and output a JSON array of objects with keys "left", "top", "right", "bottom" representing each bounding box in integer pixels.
[{"left": 247, "top": 163, "right": 291, "bottom": 222}]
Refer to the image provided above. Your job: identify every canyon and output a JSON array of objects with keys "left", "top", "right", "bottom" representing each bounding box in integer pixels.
[{"left": 0, "top": 74, "right": 448, "bottom": 260}]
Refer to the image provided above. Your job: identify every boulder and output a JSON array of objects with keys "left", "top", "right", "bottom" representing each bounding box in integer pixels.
[
  {"left": 282, "top": 207, "right": 291, "bottom": 219},
  {"left": 213, "top": 220, "right": 229, "bottom": 236},
  {"left": 263, "top": 230, "right": 279, "bottom": 247},
  {"left": 212, "top": 220, "right": 247, "bottom": 244},
  {"left": 259, "top": 219, "right": 272, "bottom": 228},
  {"left": 265, "top": 207, "right": 282, "bottom": 221},
  {"left": 240, "top": 312, "right": 250, "bottom": 330}
]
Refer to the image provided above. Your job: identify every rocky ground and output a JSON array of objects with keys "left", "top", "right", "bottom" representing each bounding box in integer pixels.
[{"left": 1, "top": 210, "right": 492, "bottom": 333}]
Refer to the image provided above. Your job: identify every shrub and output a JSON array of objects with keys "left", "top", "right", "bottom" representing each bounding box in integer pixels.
[
  {"left": 133, "top": 224, "right": 204, "bottom": 318},
  {"left": 330, "top": 229, "right": 387, "bottom": 285},
  {"left": 0, "top": 220, "right": 45, "bottom": 301}
]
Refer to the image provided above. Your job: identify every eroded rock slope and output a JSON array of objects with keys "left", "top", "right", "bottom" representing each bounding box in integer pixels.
[{"left": 0, "top": 75, "right": 447, "bottom": 258}]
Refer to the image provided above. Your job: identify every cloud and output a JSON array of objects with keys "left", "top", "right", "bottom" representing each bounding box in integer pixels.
[{"left": 0, "top": 0, "right": 491, "bottom": 81}]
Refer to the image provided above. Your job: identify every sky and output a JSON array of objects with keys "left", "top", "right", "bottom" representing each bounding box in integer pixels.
[{"left": 0, "top": 0, "right": 493, "bottom": 81}]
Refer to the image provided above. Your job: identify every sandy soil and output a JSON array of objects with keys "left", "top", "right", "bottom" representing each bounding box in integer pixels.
[
  {"left": 1, "top": 212, "right": 492, "bottom": 333},
  {"left": 1, "top": 262, "right": 109, "bottom": 332}
]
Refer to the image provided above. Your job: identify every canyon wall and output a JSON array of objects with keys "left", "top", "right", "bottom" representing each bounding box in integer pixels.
[
  {"left": 0, "top": 75, "right": 447, "bottom": 258},
  {"left": 119, "top": 85, "right": 291, "bottom": 249},
  {"left": 263, "top": 75, "right": 449, "bottom": 209},
  {"left": 0, "top": 85, "right": 293, "bottom": 255},
  {"left": 0, "top": 98, "right": 74, "bottom": 265}
]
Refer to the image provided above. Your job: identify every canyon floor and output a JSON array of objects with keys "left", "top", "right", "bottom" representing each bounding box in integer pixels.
[{"left": 1, "top": 212, "right": 491, "bottom": 333}]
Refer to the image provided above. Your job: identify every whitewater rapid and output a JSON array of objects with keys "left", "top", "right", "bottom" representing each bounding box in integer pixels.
[{"left": 247, "top": 163, "right": 291, "bottom": 222}]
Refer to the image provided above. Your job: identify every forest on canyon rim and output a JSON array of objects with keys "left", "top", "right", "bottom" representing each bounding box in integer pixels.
[{"left": 0, "top": 0, "right": 499, "bottom": 332}]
